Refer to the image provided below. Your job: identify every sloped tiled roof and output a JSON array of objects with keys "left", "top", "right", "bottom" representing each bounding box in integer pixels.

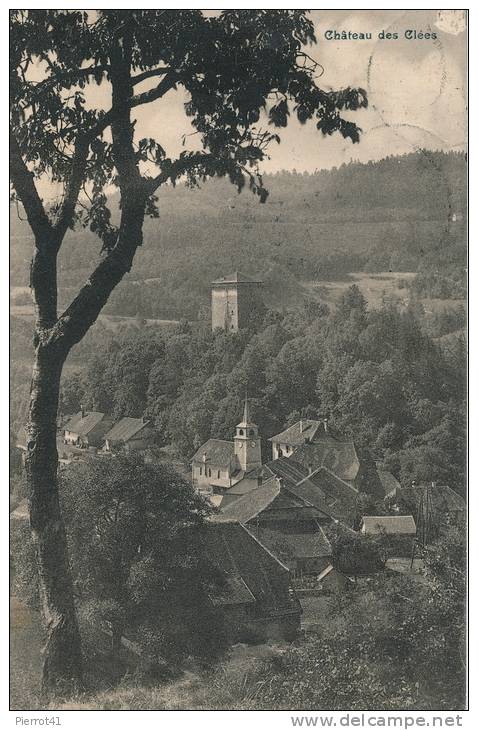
[
  {"left": 210, "top": 477, "right": 281, "bottom": 524},
  {"left": 266, "top": 459, "right": 353, "bottom": 522},
  {"left": 269, "top": 419, "right": 322, "bottom": 446},
  {"left": 256, "top": 521, "right": 332, "bottom": 562},
  {"left": 291, "top": 437, "right": 360, "bottom": 482},
  {"left": 306, "top": 467, "right": 358, "bottom": 509},
  {"left": 377, "top": 469, "right": 401, "bottom": 497},
  {"left": 191, "top": 438, "right": 236, "bottom": 467},
  {"left": 203, "top": 522, "right": 297, "bottom": 615},
  {"left": 65, "top": 411, "right": 107, "bottom": 436},
  {"left": 104, "top": 417, "right": 150, "bottom": 443},
  {"left": 362, "top": 515, "right": 416, "bottom": 535},
  {"left": 227, "top": 465, "right": 277, "bottom": 496},
  {"left": 209, "top": 575, "right": 255, "bottom": 606}
]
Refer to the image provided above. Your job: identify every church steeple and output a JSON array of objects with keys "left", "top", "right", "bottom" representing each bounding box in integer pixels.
[
  {"left": 234, "top": 395, "right": 262, "bottom": 473},
  {"left": 242, "top": 391, "right": 250, "bottom": 424}
]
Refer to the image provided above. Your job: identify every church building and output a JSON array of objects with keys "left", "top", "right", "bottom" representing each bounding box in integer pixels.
[{"left": 191, "top": 398, "right": 262, "bottom": 495}]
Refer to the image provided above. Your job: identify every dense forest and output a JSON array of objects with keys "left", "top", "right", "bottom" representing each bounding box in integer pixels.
[
  {"left": 11, "top": 150, "right": 466, "bottom": 320},
  {"left": 44, "top": 285, "right": 465, "bottom": 497}
]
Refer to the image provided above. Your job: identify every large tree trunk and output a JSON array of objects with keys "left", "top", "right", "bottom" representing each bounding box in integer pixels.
[{"left": 24, "top": 343, "right": 83, "bottom": 696}]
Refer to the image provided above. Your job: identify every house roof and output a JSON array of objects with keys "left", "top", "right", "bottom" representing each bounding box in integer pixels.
[
  {"left": 104, "top": 417, "right": 150, "bottom": 443},
  {"left": 65, "top": 410, "right": 107, "bottom": 437},
  {"left": 225, "top": 465, "right": 278, "bottom": 499},
  {"left": 256, "top": 521, "right": 332, "bottom": 562},
  {"left": 305, "top": 467, "right": 358, "bottom": 509},
  {"left": 203, "top": 522, "right": 297, "bottom": 615},
  {"left": 191, "top": 438, "right": 236, "bottom": 467},
  {"left": 291, "top": 438, "right": 360, "bottom": 482},
  {"left": 211, "top": 271, "right": 262, "bottom": 285},
  {"left": 361, "top": 515, "right": 417, "bottom": 535},
  {"left": 266, "top": 458, "right": 354, "bottom": 522},
  {"left": 209, "top": 575, "right": 255, "bottom": 606},
  {"left": 210, "top": 477, "right": 281, "bottom": 524},
  {"left": 269, "top": 419, "right": 322, "bottom": 446},
  {"left": 377, "top": 469, "right": 401, "bottom": 497}
]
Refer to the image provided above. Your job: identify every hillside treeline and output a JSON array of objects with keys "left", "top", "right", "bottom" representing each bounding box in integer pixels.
[
  {"left": 59, "top": 286, "right": 466, "bottom": 496},
  {"left": 11, "top": 151, "right": 466, "bottom": 320}
]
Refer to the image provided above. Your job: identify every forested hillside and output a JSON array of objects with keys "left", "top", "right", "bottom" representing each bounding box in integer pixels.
[
  {"left": 45, "top": 286, "right": 465, "bottom": 498},
  {"left": 11, "top": 150, "right": 466, "bottom": 320}
]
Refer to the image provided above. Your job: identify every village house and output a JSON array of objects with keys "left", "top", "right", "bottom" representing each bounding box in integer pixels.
[
  {"left": 269, "top": 418, "right": 324, "bottom": 460},
  {"left": 361, "top": 514, "right": 417, "bottom": 557},
  {"left": 203, "top": 520, "right": 301, "bottom": 641},
  {"left": 103, "top": 416, "right": 156, "bottom": 454},
  {"left": 63, "top": 408, "right": 114, "bottom": 450},
  {"left": 191, "top": 398, "right": 262, "bottom": 495},
  {"left": 269, "top": 417, "right": 395, "bottom": 499},
  {"left": 211, "top": 475, "right": 334, "bottom": 575},
  {"left": 222, "top": 457, "right": 359, "bottom": 525}
]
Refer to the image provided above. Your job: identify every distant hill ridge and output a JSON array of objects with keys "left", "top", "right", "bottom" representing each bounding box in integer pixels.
[{"left": 10, "top": 150, "right": 466, "bottom": 320}]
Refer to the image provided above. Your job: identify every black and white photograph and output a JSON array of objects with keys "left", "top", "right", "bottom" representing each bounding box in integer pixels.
[{"left": 9, "top": 6, "right": 468, "bottom": 716}]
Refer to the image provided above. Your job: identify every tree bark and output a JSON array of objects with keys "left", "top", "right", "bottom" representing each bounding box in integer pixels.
[
  {"left": 24, "top": 341, "right": 83, "bottom": 696},
  {"left": 11, "top": 29, "right": 158, "bottom": 698}
]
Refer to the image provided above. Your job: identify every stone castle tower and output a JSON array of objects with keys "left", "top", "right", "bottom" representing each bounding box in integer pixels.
[
  {"left": 234, "top": 396, "right": 262, "bottom": 473},
  {"left": 211, "top": 271, "right": 263, "bottom": 331}
]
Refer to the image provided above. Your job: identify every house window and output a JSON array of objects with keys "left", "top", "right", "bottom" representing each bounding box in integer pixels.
[
  {"left": 217, "top": 470, "right": 221, "bottom": 479},
  {"left": 208, "top": 468, "right": 212, "bottom": 478},
  {"left": 199, "top": 466, "right": 202, "bottom": 476}
]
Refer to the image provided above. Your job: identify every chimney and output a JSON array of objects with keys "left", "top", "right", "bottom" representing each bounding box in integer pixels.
[
  {"left": 323, "top": 417, "right": 328, "bottom": 432},
  {"left": 202, "top": 453, "right": 207, "bottom": 463},
  {"left": 299, "top": 420, "right": 303, "bottom": 433},
  {"left": 80, "top": 404, "right": 85, "bottom": 418},
  {"left": 142, "top": 415, "right": 148, "bottom": 424},
  {"left": 431, "top": 481, "right": 436, "bottom": 489}
]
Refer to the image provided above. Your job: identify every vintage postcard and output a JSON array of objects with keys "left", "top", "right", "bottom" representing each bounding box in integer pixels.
[{"left": 9, "top": 6, "right": 468, "bottom": 718}]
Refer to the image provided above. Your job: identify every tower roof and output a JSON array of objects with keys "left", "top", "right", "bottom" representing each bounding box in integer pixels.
[
  {"left": 211, "top": 271, "right": 263, "bottom": 285},
  {"left": 236, "top": 395, "right": 257, "bottom": 428}
]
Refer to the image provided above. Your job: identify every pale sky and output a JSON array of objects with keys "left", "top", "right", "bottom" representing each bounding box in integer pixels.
[
  {"left": 127, "top": 9, "right": 467, "bottom": 173},
  {"left": 32, "top": 9, "right": 467, "bottom": 199}
]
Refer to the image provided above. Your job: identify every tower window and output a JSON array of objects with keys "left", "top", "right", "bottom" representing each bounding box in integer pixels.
[
  {"left": 239, "top": 428, "right": 244, "bottom": 435},
  {"left": 249, "top": 429, "right": 255, "bottom": 437}
]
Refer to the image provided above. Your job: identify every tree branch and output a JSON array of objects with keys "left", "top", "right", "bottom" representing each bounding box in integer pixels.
[
  {"left": 53, "top": 136, "right": 89, "bottom": 241},
  {"left": 132, "top": 67, "right": 171, "bottom": 85},
  {"left": 9, "top": 131, "right": 52, "bottom": 240},
  {"left": 50, "top": 34, "right": 148, "bottom": 352},
  {"left": 129, "top": 72, "right": 179, "bottom": 110}
]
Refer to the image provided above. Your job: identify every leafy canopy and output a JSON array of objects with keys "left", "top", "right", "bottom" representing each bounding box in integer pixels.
[{"left": 10, "top": 9, "right": 367, "bottom": 250}]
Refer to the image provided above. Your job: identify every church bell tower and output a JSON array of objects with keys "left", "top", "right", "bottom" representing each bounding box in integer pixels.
[{"left": 234, "top": 396, "right": 262, "bottom": 473}]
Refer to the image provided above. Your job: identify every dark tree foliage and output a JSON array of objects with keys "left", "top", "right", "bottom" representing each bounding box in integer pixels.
[{"left": 10, "top": 9, "right": 367, "bottom": 693}]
